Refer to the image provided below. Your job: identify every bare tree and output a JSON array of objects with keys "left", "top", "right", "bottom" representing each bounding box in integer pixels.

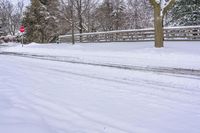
[
  {"left": 69, "top": 0, "right": 75, "bottom": 44},
  {"left": 0, "top": 0, "right": 24, "bottom": 35},
  {"left": 126, "top": 0, "right": 153, "bottom": 29},
  {"left": 60, "top": 0, "right": 97, "bottom": 42},
  {"left": 0, "top": 0, "right": 12, "bottom": 34},
  {"left": 10, "top": 0, "right": 24, "bottom": 35}
]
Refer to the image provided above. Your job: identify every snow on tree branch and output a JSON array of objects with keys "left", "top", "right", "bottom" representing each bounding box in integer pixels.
[
  {"left": 150, "top": 0, "right": 175, "bottom": 16},
  {"left": 162, "top": 0, "right": 175, "bottom": 16},
  {"left": 161, "top": 0, "right": 174, "bottom": 16},
  {"left": 161, "top": 0, "right": 170, "bottom": 9},
  {"left": 155, "top": 0, "right": 160, "bottom": 4}
]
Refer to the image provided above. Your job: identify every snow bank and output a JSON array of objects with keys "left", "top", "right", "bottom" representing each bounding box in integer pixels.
[{"left": 2, "top": 41, "right": 200, "bottom": 70}]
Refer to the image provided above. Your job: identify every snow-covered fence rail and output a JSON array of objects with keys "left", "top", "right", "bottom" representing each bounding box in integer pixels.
[{"left": 59, "top": 25, "right": 200, "bottom": 43}]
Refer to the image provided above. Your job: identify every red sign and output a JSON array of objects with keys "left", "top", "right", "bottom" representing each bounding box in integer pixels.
[{"left": 20, "top": 26, "right": 25, "bottom": 33}]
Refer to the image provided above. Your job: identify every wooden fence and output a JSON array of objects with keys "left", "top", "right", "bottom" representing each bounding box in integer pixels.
[{"left": 59, "top": 25, "right": 200, "bottom": 43}]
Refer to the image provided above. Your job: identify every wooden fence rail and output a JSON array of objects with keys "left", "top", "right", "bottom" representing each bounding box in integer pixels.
[{"left": 59, "top": 25, "right": 200, "bottom": 43}]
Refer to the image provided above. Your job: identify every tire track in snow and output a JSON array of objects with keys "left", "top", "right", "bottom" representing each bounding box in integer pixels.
[
  {"left": 2, "top": 53, "right": 200, "bottom": 107},
  {"left": 8, "top": 57, "right": 199, "bottom": 107},
  {"left": 1, "top": 51, "right": 200, "bottom": 77},
  {"left": 14, "top": 89, "right": 134, "bottom": 133},
  {"left": 1, "top": 54, "right": 200, "bottom": 133},
  {"left": 12, "top": 71, "right": 200, "bottom": 133}
]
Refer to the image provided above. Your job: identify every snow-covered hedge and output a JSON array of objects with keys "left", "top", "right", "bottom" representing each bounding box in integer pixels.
[{"left": 0, "top": 35, "right": 19, "bottom": 43}]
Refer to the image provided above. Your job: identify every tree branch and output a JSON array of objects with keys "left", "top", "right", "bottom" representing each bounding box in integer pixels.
[
  {"left": 162, "top": 0, "right": 175, "bottom": 16},
  {"left": 149, "top": 0, "right": 158, "bottom": 7}
]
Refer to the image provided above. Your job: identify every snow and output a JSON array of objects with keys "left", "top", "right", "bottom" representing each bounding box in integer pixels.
[
  {"left": 2, "top": 41, "right": 200, "bottom": 70},
  {"left": 161, "top": 0, "right": 170, "bottom": 9},
  {"left": 0, "top": 41, "right": 200, "bottom": 133},
  {"left": 152, "top": 0, "right": 173, "bottom": 16},
  {"left": 155, "top": 0, "right": 160, "bottom": 4}
]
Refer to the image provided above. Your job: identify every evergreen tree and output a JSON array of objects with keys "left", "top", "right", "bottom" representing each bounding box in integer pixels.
[
  {"left": 43, "top": 0, "right": 61, "bottom": 42},
  {"left": 23, "top": 0, "right": 48, "bottom": 43},
  {"left": 170, "top": 0, "right": 200, "bottom": 26},
  {"left": 23, "top": 0, "right": 60, "bottom": 43},
  {"left": 95, "top": 0, "right": 114, "bottom": 31},
  {"left": 95, "top": 0, "right": 126, "bottom": 31},
  {"left": 111, "top": 0, "right": 126, "bottom": 30}
]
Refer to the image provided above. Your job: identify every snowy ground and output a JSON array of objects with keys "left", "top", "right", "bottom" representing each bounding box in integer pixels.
[
  {"left": 0, "top": 41, "right": 200, "bottom": 133},
  {"left": 3, "top": 41, "right": 200, "bottom": 70}
]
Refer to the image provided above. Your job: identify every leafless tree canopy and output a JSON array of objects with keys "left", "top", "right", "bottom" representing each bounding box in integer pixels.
[{"left": 0, "top": 0, "right": 24, "bottom": 36}]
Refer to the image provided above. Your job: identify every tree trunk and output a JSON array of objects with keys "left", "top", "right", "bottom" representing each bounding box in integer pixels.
[
  {"left": 150, "top": 0, "right": 175, "bottom": 48},
  {"left": 79, "top": 12, "right": 83, "bottom": 42},
  {"left": 154, "top": 5, "right": 164, "bottom": 48},
  {"left": 71, "top": 0, "right": 75, "bottom": 45},
  {"left": 78, "top": 0, "right": 83, "bottom": 42}
]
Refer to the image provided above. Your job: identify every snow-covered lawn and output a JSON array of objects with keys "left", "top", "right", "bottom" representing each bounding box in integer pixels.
[
  {"left": 3, "top": 41, "right": 200, "bottom": 70},
  {"left": 0, "top": 41, "right": 200, "bottom": 133}
]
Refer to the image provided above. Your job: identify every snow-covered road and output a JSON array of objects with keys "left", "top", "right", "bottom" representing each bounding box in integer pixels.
[{"left": 0, "top": 53, "right": 200, "bottom": 133}]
